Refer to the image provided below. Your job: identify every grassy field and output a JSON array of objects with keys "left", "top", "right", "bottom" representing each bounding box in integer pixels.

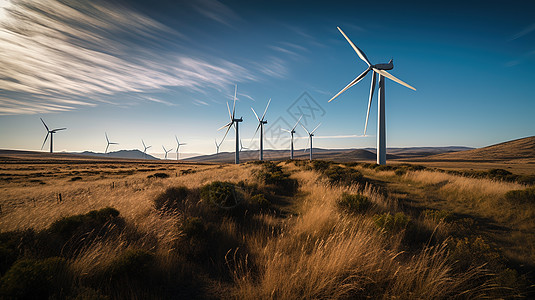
[{"left": 0, "top": 159, "right": 533, "bottom": 298}]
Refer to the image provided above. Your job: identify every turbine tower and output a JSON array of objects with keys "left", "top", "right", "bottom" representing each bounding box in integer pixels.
[
  {"left": 329, "top": 27, "right": 416, "bottom": 165},
  {"left": 105, "top": 133, "right": 118, "bottom": 154},
  {"left": 251, "top": 98, "right": 271, "bottom": 161},
  {"left": 281, "top": 115, "right": 302, "bottom": 159},
  {"left": 175, "top": 136, "right": 187, "bottom": 160},
  {"left": 40, "top": 118, "right": 66, "bottom": 153},
  {"left": 162, "top": 145, "right": 172, "bottom": 159},
  {"left": 301, "top": 123, "right": 321, "bottom": 161},
  {"left": 142, "top": 139, "right": 151, "bottom": 159},
  {"left": 214, "top": 138, "right": 221, "bottom": 154},
  {"left": 218, "top": 85, "right": 243, "bottom": 164}
]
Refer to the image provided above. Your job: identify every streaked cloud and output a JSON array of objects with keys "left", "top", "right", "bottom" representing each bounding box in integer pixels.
[
  {"left": 511, "top": 23, "right": 535, "bottom": 41},
  {"left": 0, "top": 0, "right": 256, "bottom": 115},
  {"left": 191, "top": 0, "right": 240, "bottom": 27}
]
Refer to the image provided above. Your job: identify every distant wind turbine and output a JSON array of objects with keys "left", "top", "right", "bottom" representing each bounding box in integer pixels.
[
  {"left": 40, "top": 118, "right": 66, "bottom": 153},
  {"left": 301, "top": 123, "right": 321, "bottom": 161},
  {"left": 281, "top": 115, "right": 302, "bottom": 159},
  {"left": 105, "top": 133, "right": 118, "bottom": 154},
  {"left": 218, "top": 84, "right": 243, "bottom": 164},
  {"left": 214, "top": 139, "right": 221, "bottom": 154},
  {"left": 142, "top": 139, "right": 151, "bottom": 158},
  {"left": 162, "top": 145, "right": 172, "bottom": 160},
  {"left": 328, "top": 27, "right": 416, "bottom": 165},
  {"left": 251, "top": 98, "right": 271, "bottom": 161},
  {"left": 175, "top": 136, "right": 187, "bottom": 160}
]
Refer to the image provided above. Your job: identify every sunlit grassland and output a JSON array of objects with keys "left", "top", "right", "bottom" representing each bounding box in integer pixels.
[{"left": 0, "top": 160, "right": 531, "bottom": 298}]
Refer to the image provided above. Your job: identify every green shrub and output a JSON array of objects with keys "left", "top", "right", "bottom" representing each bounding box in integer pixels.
[
  {"left": 373, "top": 212, "right": 411, "bottom": 233},
  {"left": 394, "top": 169, "right": 406, "bottom": 176},
  {"left": 153, "top": 186, "right": 189, "bottom": 212},
  {"left": 147, "top": 172, "right": 169, "bottom": 179},
  {"left": 311, "top": 160, "right": 331, "bottom": 172},
  {"left": 324, "top": 166, "right": 364, "bottom": 186},
  {"left": 447, "top": 236, "right": 503, "bottom": 271},
  {"left": 48, "top": 207, "right": 121, "bottom": 240},
  {"left": 106, "top": 249, "right": 154, "bottom": 282},
  {"left": 200, "top": 181, "right": 239, "bottom": 208},
  {"left": 0, "top": 257, "right": 72, "bottom": 299},
  {"left": 251, "top": 194, "right": 271, "bottom": 209},
  {"left": 254, "top": 162, "right": 298, "bottom": 195},
  {"left": 504, "top": 187, "right": 535, "bottom": 205},
  {"left": 337, "top": 193, "right": 371, "bottom": 214},
  {"left": 182, "top": 217, "right": 206, "bottom": 238},
  {"left": 422, "top": 209, "right": 454, "bottom": 223}
]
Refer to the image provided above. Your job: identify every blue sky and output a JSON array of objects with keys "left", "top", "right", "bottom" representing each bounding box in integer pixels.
[{"left": 0, "top": 0, "right": 534, "bottom": 158}]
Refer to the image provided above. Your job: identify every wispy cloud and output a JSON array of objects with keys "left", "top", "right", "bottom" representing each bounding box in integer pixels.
[
  {"left": 145, "top": 97, "right": 176, "bottom": 106},
  {"left": 0, "top": 0, "right": 255, "bottom": 115},
  {"left": 190, "top": 0, "right": 240, "bottom": 27},
  {"left": 510, "top": 23, "right": 535, "bottom": 41}
]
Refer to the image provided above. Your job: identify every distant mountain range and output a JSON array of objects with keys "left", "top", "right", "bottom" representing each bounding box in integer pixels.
[
  {"left": 76, "top": 150, "right": 158, "bottom": 160},
  {"left": 184, "top": 146, "right": 475, "bottom": 163}
]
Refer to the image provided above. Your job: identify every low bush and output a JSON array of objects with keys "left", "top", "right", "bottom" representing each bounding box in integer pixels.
[
  {"left": 200, "top": 181, "right": 240, "bottom": 208},
  {"left": 373, "top": 212, "right": 411, "bottom": 233},
  {"left": 105, "top": 249, "right": 155, "bottom": 283},
  {"left": 251, "top": 194, "right": 271, "bottom": 210},
  {"left": 153, "top": 186, "right": 189, "bottom": 212},
  {"left": 181, "top": 217, "right": 207, "bottom": 239},
  {"left": 0, "top": 257, "right": 72, "bottom": 299},
  {"left": 504, "top": 187, "right": 535, "bottom": 205},
  {"left": 311, "top": 160, "right": 331, "bottom": 172},
  {"left": 394, "top": 169, "right": 406, "bottom": 176},
  {"left": 48, "top": 207, "right": 121, "bottom": 240},
  {"left": 324, "top": 166, "right": 364, "bottom": 186},
  {"left": 147, "top": 172, "right": 169, "bottom": 179},
  {"left": 254, "top": 162, "right": 298, "bottom": 195},
  {"left": 337, "top": 193, "right": 371, "bottom": 214},
  {"left": 70, "top": 176, "right": 83, "bottom": 181}
]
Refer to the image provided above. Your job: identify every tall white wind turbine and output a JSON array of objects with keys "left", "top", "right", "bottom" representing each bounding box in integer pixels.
[
  {"left": 251, "top": 98, "right": 271, "bottom": 161},
  {"left": 105, "top": 133, "right": 118, "bottom": 154},
  {"left": 175, "top": 136, "right": 187, "bottom": 160},
  {"left": 162, "top": 145, "right": 172, "bottom": 160},
  {"left": 281, "top": 115, "right": 302, "bottom": 159},
  {"left": 329, "top": 27, "right": 416, "bottom": 165},
  {"left": 40, "top": 118, "right": 66, "bottom": 153},
  {"left": 218, "top": 85, "right": 243, "bottom": 164},
  {"left": 301, "top": 123, "right": 321, "bottom": 161},
  {"left": 142, "top": 139, "right": 151, "bottom": 158}
]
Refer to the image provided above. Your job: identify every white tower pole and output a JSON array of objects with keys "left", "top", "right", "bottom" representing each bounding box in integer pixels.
[
  {"left": 235, "top": 123, "right": 240, "bottom": 164},
  {"left": 290, "top": 132, "right": 294, "bottom": 159},
  {"left": 309, "top": 135, "right": 313, "bottom": 161},
  {"left": 377, "top": 75, "right": 386, "bottom": 165},
  {"left": 260, "top": 123, "right": 263, "bottom": 161}
]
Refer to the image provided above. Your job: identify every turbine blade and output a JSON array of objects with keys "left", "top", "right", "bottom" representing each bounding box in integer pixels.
[
  {"left": 220, "top": 123, "right": 232, "bottom": 144},
  {"left": 337, "top": 26, "right": 371, "bottom": 66},
  {"left": 218, "top": 122, "right": 232, "bottom": 131},
  {"left": 292, "top": 115, "right": 303, "bottom": 130},
  {"left": 105, "top": 144, "right": 109, "bottom": 153},
  {"left": 175, "top": 135, "right": 179, "bottom": 145},
  {"left": 251, "top": 122, "right": 261, "bottom": 142},
  {"left": 147, "top": 146, "right": 151, "bottom": 149},
  {"left": 41, "top": 133, "right": 49, "bottom": 150},
  {"left": 162, "top": 145, "right": 166, "bottom": 152},
  {"left": 251, "top": 107, "right": 260, "bottom": 121},
  {"left": 373, "top": 69, "right": 416, "bottom": 91},
  {"left": 232, "top": 84, "right": 237, "bottom": 118},
  {"left": 328, "top": 68, "right": 370, "bottom": 102},
  {"left": 260, "top": 98, "right": 271, "bottom": 121},
  {"left": 142, "top": 139, "right": 146, "bottom": 148},
  {"left": 105, "top": 133, "right": 109, "bottom": 143},
  {"left": 40, "top": 118, "right": 49, "bottom": 131},
  {"left": 226, "top": 101, "right": 232, "bottom": 120},
  {"left": 300, "top": 124, "right": 310, "bottom": 135},
  {"left": 53, "top": 128, "right": 66, "bottom": 131},
  {"left": 281, "top": 128, "right": 291, "bottom": 133},
  {"left": 311, "top": 123, "right": 321, "bottom": 134},
  {"left": 304, "top": 137, "right": 310, "bottom": 153},
  {"left": 364, "top": 71, "right": 376, "bottom": 135}
]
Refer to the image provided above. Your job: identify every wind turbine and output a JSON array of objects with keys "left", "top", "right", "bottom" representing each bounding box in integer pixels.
[
  {"left": 328, "top": 27, "right": 416, "bottom": 165},
  {"left": 281, "top": 115, "right": 302, "bottom": 159},
  {"left": 301, "top": 123, "right": 321, "bottom": 161},
  {"left": 218, "top": 84, "right": 243, "bottom": 164},
  {"left": 251, "top": 98, "right": 271, "bottom": 161},
  {"left": 214, "top": 139, "right": 221, "bottom": 154},
  {"left": 240, "top": 139, "right": 248, "bottom": 152},
  {"left": 105, "top": 133, "right": 118, "bottom": 154},
  {"left": 40, "top": 118, "right": 66, "bottom": 153},
  {"left": 142, "top": 139, "right": 151, "bottom": 158},
  {"left": 175, "top": 136, "right": 187, "bottom": 160},
  {"left": 162, "top": 145, "right": 172, "bottom": 160}
]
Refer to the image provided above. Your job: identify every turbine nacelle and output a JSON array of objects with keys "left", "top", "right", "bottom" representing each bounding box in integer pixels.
[{"left": 373, "top": 59, "right": 394, "bottom": 70}]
